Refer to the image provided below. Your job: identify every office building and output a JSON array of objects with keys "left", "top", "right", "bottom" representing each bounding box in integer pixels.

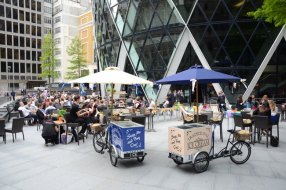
[{"left": 94, "top": 0, "right": 286, "bottom": 103}]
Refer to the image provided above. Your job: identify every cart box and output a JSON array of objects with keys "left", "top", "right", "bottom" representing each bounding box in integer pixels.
[
  {"left": 109, "top": 121, "right": 145, "bottom": 158},
  {"left": 168, "top": 123, "right": 211, "bottom": 163}
]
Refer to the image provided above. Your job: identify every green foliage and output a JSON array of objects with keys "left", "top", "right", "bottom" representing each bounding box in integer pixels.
[
  {"left": 247, "top": 0, "right": 286, "bottom": 27},
  {"left": 65, "top": 37, "right": 88, "bottom": 80},
  {"left": 58, "top": 109, "right": 67, "bottom": 117},
  {"left": 40, "top": 33, "right": 59, "bottom": 83}
]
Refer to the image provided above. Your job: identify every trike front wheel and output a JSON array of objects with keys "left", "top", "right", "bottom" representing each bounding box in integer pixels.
[
  {"left": 93, "top": 132, "right": 104, "bottom": 153},
  {"left": 230, "top": 141, "right": 251, "bottom": 164},
  {"left": 193, "top": 151, "right": 209, "bottom": 173},
  {"left": 109, "top": 145, "right": 118, "bottom": 166}
]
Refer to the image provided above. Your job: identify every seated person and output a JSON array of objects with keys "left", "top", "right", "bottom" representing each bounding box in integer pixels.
[
  {"left": 70, "top": 95, "right": 90, "bottom": 139},
  {"left": 88, "top": 98, "right": 99, "bottom": 123},
  {"left": 45, "top": 102, "right": 57, "bottom": 115},
  {"left": 163, "top": 97, "right": 169, "bottom": 108},
  {"left": 18, "top": 101, "right": 38, "bottom": 124},
  {"left": 42, "top": 120, "right": 59, "bottom": 145}
]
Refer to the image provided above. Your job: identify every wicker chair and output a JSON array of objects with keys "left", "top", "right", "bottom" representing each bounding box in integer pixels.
[
  {"left": 5, "top": 118, "right": 25, "bottom": 143},
  {"left": 179, "top": 106, "right": 194, "bottom": 124},
  {"left": 0, "top": 119, "right": 6, "bottom": 144}
]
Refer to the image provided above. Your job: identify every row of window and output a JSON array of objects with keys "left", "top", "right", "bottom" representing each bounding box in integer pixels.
[
  {"left": 0, "top": 20, "right": 42, "bottom": 36},
  {"left": 0, "top": 0, "right": 42, "bottom": 12},
  {"left": 0, "top": 48, "right": 41, "bottom": 61},
  {"left": 0, "top": 34, "right": 41, "bottom": 48},
  {"left": 1, "top": 61, "right": 41, "bottom": 74},
  {"left": 0, "top": 5, "right": 42, "bottom": 24},
  {"left": 44, "top": 16, "right": 61, "bottom": 24}
]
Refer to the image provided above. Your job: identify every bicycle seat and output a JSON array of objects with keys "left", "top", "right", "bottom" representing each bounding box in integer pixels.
[{"left": 227, "top": 129, "right": 235, "bottom": 134}]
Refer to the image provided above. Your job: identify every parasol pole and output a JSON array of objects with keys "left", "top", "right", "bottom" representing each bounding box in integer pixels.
[
  {"left": 110, "top": 83, "right": 114, "bottom": 117},
  {"left": 196, "top": 81, "right": 199, "bottom": 123}
]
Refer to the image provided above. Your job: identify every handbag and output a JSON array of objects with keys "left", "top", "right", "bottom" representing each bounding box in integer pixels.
[{"left": 270, "top": 135, "right": 279, "bottom": 147}]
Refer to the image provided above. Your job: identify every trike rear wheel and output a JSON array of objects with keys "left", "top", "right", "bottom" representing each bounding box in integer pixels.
[
  {"left": 193, "top": 151, "right": 209, "bottom": 173},
  {"left": 173, "top": 159, "right": 182, "bottom": 165},
  {"left": 137, "top": 156, "right": 145, "bottom": 162},
  {"left": 230, "top": 141, "right": 251, "bottom": 164},
  {"left": 93, "top": 132, "right": 104, "bottom": 153}
]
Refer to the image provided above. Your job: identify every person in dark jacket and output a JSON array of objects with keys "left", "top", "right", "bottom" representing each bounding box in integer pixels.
[
  {"left": 42, "top": 120, "right": 59, "bottom": 145},
  {"left": 217, "top": 91, "right": 226, "bottom": 112},
  {"left": 11, "top": 91, "right": 16, "bottom": 101}
]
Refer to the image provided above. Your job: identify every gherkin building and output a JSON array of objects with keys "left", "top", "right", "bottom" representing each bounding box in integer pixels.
[{"left": 93, "top": 0, "right": 286, "bottom": 104}]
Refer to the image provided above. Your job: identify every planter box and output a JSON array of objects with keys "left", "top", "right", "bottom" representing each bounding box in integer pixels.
[
  {"left": 168, "top": 123, "right": 211, "bottom": 163},
  {"left": 109, "top": 121, "right": 145, "bottom": 158}
]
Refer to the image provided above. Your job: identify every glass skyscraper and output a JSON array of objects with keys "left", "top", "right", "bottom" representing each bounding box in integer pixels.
[{"left": 93, "top": 0, "right": 286, "bottom": 104}]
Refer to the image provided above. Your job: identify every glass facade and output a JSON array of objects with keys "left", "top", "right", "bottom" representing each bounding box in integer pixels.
[{"left": 94, "top": 0, "right": 285, "bottom": 103}]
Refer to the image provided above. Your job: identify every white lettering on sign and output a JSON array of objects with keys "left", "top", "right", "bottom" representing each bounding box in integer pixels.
[
  {"left": 170, "top": 129, "right": 182, "bottom": 153},
  {"left": 126, "top": 129, "right": 142, "bottom": 149}
]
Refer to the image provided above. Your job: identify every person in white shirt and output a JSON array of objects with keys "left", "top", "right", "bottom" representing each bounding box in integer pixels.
[
  {"left": 148, "top": 98, "right": 156, "bottom": 109},
  {"left": 18, "top": 101, "right": 38, "bottom": 124}
]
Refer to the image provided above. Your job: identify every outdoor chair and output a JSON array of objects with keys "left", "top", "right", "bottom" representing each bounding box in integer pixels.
[
  {"left": 0, "top": 119, "right": 6, "bottom": 144},
  {"left": 18, "top": 110, "right": 33, "bottom": 125},
  {"left": 5, "top": 118, "right": 25, "bottom": 143},
  {"left": 89, "top": 114, "right": 108, "bottom": 138},
  {"left": 209, "top": 112, "right": 224, "bottom": 142},
  {"left": 233, "top": 114, "right": 253, "bottom": 142},
  {"left": 253, "top": 115, "right": 272, "bottom": 148},
  {"left": 6, "top": 106, "right": 19, "bottom": 122},
  {"left": 64, "top": 113, "right": 84, "bottom": 145}
]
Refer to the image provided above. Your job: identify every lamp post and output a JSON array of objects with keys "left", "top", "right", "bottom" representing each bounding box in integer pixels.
[{"left": 7, "top": 66, "right": 11, "bottom": 93}]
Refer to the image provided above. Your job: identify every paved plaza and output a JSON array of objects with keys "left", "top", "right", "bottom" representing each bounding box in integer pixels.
[{"left": 1, "top": 105, "right": 286, "bottom": 190}]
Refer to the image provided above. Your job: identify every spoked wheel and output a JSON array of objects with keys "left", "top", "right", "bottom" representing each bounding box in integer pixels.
[
  {"left": 93, "top": 132, "right": 104, "bottom": 153},
  {"left": 137, "top": 156, "right": 145, "bottom": 163},
  {"left": 109, "top": 145, "right": 118, "bottom": 166},
  {"left": 173, "top": 159, "right": 182, "bottom": 165},
  {"left": 230, "top": 141, "right": 251, "bottom": 164},
  {"left": 193, "top": 151, "right": 209, "bottom": 173}
]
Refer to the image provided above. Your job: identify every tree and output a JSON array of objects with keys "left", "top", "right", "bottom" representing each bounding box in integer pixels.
[
  {"left": 65, "top": 37, "right": 88, "bottom": 80},
  {"left": 247, "top": 0, "right": 286, "bottom": 27},
  {"left": 40, "top": 33, "right": 58, "bottom": 84}
]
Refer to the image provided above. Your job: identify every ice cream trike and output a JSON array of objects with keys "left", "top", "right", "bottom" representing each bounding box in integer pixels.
[
  {"left": 92, "top": 120, "right": 146, "bottom": 166},
  {"left": 168, "top": 123, "right": 251, "bottom": 173}
]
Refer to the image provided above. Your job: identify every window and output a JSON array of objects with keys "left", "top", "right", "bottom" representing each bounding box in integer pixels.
[
  {"left": 32, "top": 51, "right": 36, "bottom": 61},
  {"left": 7, "top": 35, "right": 12, "bottom": 45},
  {"left": 1, "top": 62, "right": 6, "bottom": 72},
  {"left": 19, "top": 0, "right": 24, "bottom": 7},
  {"left": 13, "top": 36, "right": 18, "bottom": 46},
  {"left": 7, "top": 48, "right": 12, "bottom": 59},
  {"left": 37, "top": 27, "right": 41, "bottom": 36},
  {"left": 6, "top": 7, "right": 11, "bottom": 18},
  {"left": 13, "top": 22, "right": 18, "bottom": 33},
  {"left": 32, "top": 64, "right": 36, "bottom": 73},
  {"left": 14, "top": 49, "right": 19, "bottom": 60},
  {"left": 44, "top": 6, "right": 52, "bottom": 14},
  {"left": 0, "top": 5, "right": 4, "bottom": 17},
  {"left": 32, "top": 13, "right": 36, "bottom": 23},
  {"left": 54, "top": 5, "right": 61, "bottom": 14},
  {"left": 13, "top": 8, "right": 18, "bottom": 20},
  {"left": 25, "top": 0, "right": 30, "bottom": 8},
  {"left": 37, "top": 52, "right": 41, "bottom": 61},
  {"left": 26, "top": 25, "right": 30, "bottom": 34},
  {"left": 12, "top": 0, "right": 17, "bottom": 6},
  {"left": 26, "top": 63, "right": 31, "bottom": 72},
  {"left": 32, "top": 38, "right": 36, "bottom": 48},
  {"left": 31, "top": 0, "right": 36, "bottom": 10},
  {"left": 44, "top": 27, "right": 51, "bottom": 34},
  {"left": 37, "top": 14, "right": 41, "bottom": 24},
  {"left": 44, "top": 0, "right": 51, "bottom": 3},
  {"left": 54, "top": 16, "right": 61, "bottom": 23},
  {"left": 37, "top": 39, "right": 41, "bottom": 48},
  {"left": 26, "top": 38, "right": 30, "bottom": 47},
  {"left": 20, "top": 63, "right": 25, "bottom": 73},
  {"left": 81, "top": 30, "right": 88, "bottom": 38},
  {"left": 26, "top": 12, "right": 30, "bottom": 21},
  {"left": 6, "top": 0, "right": 11, "bottom": 5},
  {"left": 55, "top": 27, "right": 61, "bottom": 34},
  {"left": 0, "top": 48, "right": 6, "bottom": 59},
  {"left": 0, "top": 33, "right": 5, "bottom": 45},
  {"left": 55, "top": 38, "right": 61, "bottom": 44},
  {"left": 0, "top": 20, "right": 4, "bottom": 31},
  {"left": 20, "top": 23, "right": 24, "bottom": 34},
  {"left": 26, "top": 51, "right": 30, "bottom": 60},
  {"left": 38, "top": 64, "right": 41, "bottom": 74},
  {"left": 20, "top": 50, "right": 25, "bottom": 60},
  {"left": 20, "top": 37, "right": 24, "bottom": 47},
  {"left": 44, "top": 17, "right": 52, "bottom": 24},
  {"left": 6, "top": 21, "right": 12, "bottom": 32},
  {"left": 32, "top": 25, "right": 36, "bottom": 35},
  {"left": 37, "top": 2, "right": 41, "bottom": 12},
  {"left": 14, "top": 62, "right": 19, "bottom": 73},
  {"left": 19, "top": 10, "right": 24, "bottom": 21}
]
